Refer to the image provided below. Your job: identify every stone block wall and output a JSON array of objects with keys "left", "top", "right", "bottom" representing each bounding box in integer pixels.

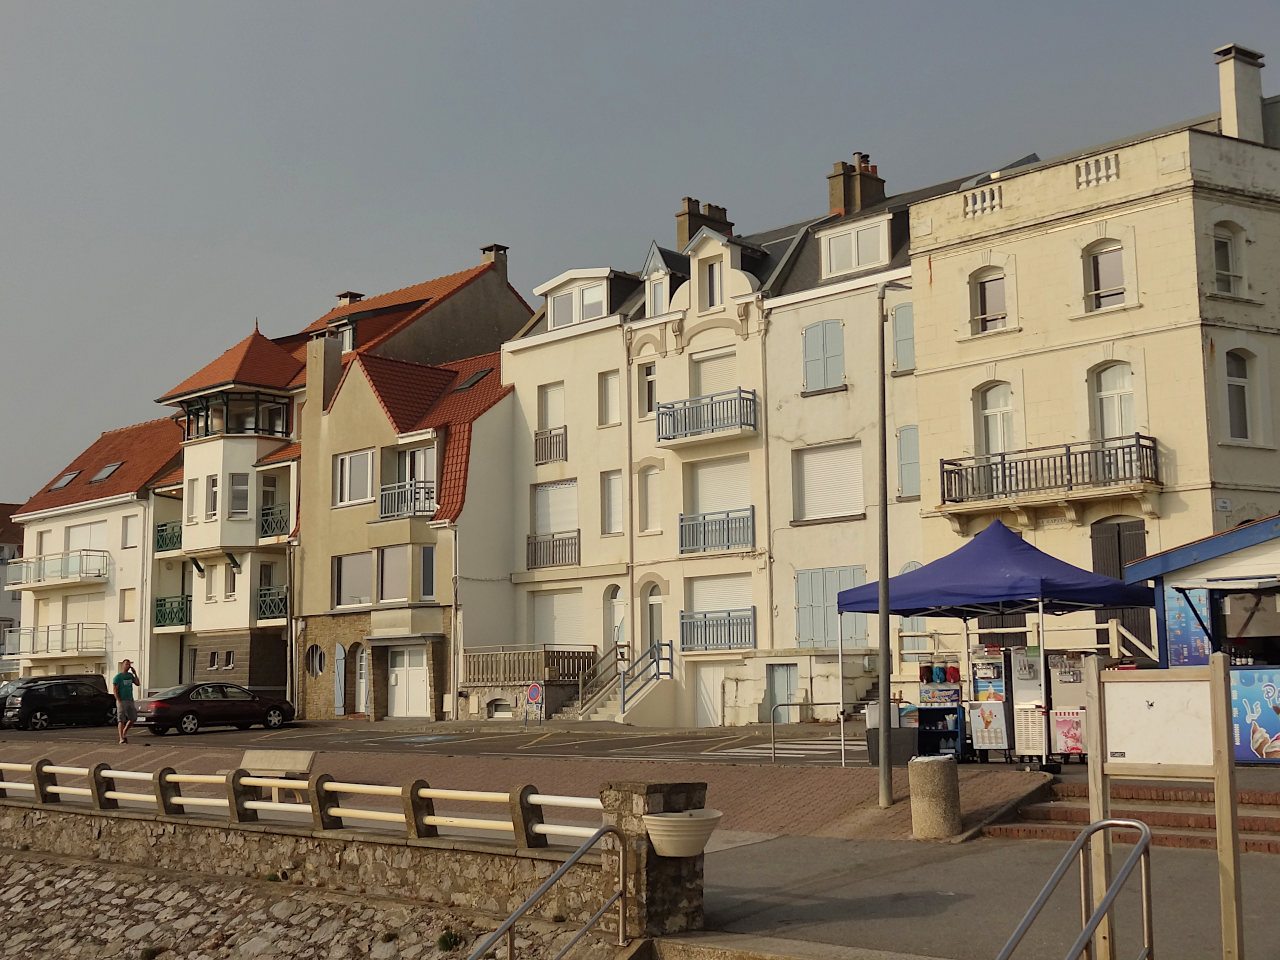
[{"left": 299, "top": 612, "right": 371, "bottom": 720}]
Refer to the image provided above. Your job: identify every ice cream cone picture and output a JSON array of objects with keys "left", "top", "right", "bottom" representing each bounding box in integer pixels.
[
  {"left": 1250, "top": 720, "right": 1280, "bottom": 759},
  {"left": 980, "top": 707, "right": 994, "bottom": 730}
]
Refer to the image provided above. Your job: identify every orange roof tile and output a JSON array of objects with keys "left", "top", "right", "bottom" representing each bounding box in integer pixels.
[
  {"left": 353, "top": 354, "right": 458, "bottom": 433},
  {"left": 159, "top": 328, "right": 305, "bottom": 402},
  {"left": 257, "top": 441, "right": 301, "bottom": 466},
  {"left": 17, "top": 419, "right": 183, "bottom": 517},
  {"left": 149, "top": 464, "right": 184, "bottom": 489},
  {"left": 302, "top": 263, "right": 492, "bottom": 334},
  {"left": 0, "top": 504, "right": 23, "bottom": 547}
]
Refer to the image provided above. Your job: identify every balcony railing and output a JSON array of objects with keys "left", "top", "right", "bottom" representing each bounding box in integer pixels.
[
  {"left": 2, "top": 623, "right": 108, "bottom": 656},
  {"left": 154, "top": 521, "right": 182, "bottom": 552},
  {"left": 680, "top": 608, "right": 756, "bottom": 652},
  {"left": 534, "top": 425, "right": 568, "bottom": 465},
  {"left": 462, "top": 645, "right": 597, "bottom": 685},
  {"left": 4, "top": 550, "right": 110, "bottom": 588},
  {"left": 657, "top": 388, "right": 757, "bottom": 442},
  {"left": 941, "top": 434, "right": 1160, "bottom": 505},
  {"left": 527, "top": 530, "right": 580, "bottom": 569},
  {"left": 679, "top": 506, "right": 754, "bottom": 554},
  {"left": 153, "top": 595, "right": 192, "bottom": 628},
  {"left": 259, "top": 502, "right": 291, "bottom": 537},
  {"left": 256, "top": 585, "right": 288, "bottom": 620},
  {"left": 378, "top": 481, "right": 437, "bottom": 520}
]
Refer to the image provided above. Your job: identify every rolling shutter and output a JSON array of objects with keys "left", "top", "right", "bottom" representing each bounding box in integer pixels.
[
  {"left": 534, "top": 481, "right": 577, "bottom": 534},
  {"left": 538, "top": 382, "right": 565, "bottom": 430},
  {"left": 533, "top": 590, "right": 583, "bottom": 647},
  {"left": 691, "top": 456, "right": 749, "bottom": 514},
  {"left": 689, "top": 573, "right": 752, "bottom": 612},
  {"left": 692, "top": 350, "right": 736, "bottom": 397},
  {"left": 795, "top": 443, "right": 862, "bottom": 519}
]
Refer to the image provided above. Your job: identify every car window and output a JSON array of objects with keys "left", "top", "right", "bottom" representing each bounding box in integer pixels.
[
  {"left": 223, "top": 685, "right": 253, "bottom": 701},
  {"left": 200, "top": 685, "right": 227, "bottom": 700},
  {"left": 191, "top": 685, "right": 215, "bottom": 701},
  {"left": 72, "top": 683, "right": 101, "bottom": 697},
  {"left": 153, "top": 686, "right": 188, "bottom": 699},
  {"left": 43, "top": 685, "right": 70, "bottom": 701}
]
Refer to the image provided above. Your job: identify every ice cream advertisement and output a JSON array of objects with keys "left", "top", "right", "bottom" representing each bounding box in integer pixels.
[
  {"left": 1165, "top": 586, "right": 1211, "bottom": 666},
  {"left": 967, "top": 702, "right": 1009, "bottom": 750},
  {"left": 1230, "top": 667, "right": 1280, "bottom": 764}
]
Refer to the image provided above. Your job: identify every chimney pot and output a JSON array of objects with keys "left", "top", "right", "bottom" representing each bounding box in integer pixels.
[
  {"left": 828, "top": 154, "right": 886, "bottom": 216},
  {"left": 480, "top": 243, "right": 509, "bottom": 282},
  {"left": 675, "top": 198, "right": 734, "bottom": 249},
  {"left": 335, "top": 290, "right": 364, "bottom": 307},
  {"left": 1215, "top": 43, "right": 1266, "bottom": 142}
]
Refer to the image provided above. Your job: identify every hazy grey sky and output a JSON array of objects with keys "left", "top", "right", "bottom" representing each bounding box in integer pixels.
[{"left": 2, "top": 1, "right": 1277, "bottom": 502}]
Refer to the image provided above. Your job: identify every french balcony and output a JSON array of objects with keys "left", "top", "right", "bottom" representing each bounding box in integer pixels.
[
  {"left": 527, "top": 530, "right": 580, "bottom": 569},
  {"left": 256, "top": 585, "right": 288, "bottom": 620},
  {"left": 379, "top": 481, "right": 436, "bottom": 520},
  {"left": 941, "top": 434, "right": 1160, "bottom": 508},
  {"left": 534, "top": 426, "right": 568, "bottom": 465},
  {"left": 657, "top": 388, "right": 758, "bottom": 444},
  {"left": 679, "top": 507, "right": 755, "bottom": 554},
  {"left": 153, "top": 595, "right": 192, "bottom": 629},
  {"left": 4, "top": 550, "right": 110, "bottom": 590},
  {"left": 154, "top": 521, "right": 182, "bottom": 552},
  {"left": 3, "top": 624, "right": 108, "bottom": 657},
  {"left": 259, "top": 502, "right": 291, "bottom": 537},
  {"left": 680, "top": 608, "right": 756, "bottom": 652}
]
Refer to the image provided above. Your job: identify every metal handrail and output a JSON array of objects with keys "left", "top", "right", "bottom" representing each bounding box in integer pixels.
[
  {"left": 997, "top": 818, "right": 1153, "bottom": 960},
  {"left": 578, "top": 642, "right": 625, "bottom": 713},
  {"left": 619, "top": 641, "right": 672, "bottom": 713},
  {"left": 465, "top": 824, "right": 626, "bottom": 960},
  {"left": 770, "top": 701, "right": 846, "bottom": 763}
]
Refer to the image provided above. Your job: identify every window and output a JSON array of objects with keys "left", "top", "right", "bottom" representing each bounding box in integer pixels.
[
  {"left": 49, "top": 471, "right": 79, "bottom": 491},
  {"left": 334, "top": 552, "right": 372, "bottom": 606},
  {"left": 205, "top": 475, "right": 219, "bottom": 520},
  {"left": 259, "top": 562, "right": 276, "bottom": 588},
  {"left": 121, "top": 515, "right": 139, "bottom": 549},
  {"left": 224, "top": 561, "right": 237, "bottom": 599},
  {"left": 186, "top": 479, "right": 198, "bottom": 523},
  {"left": 580, "top": 282, "right": 606, "bottom": 322},
  {"left": 261, "top": 474, "right": 277, "bottom": 506},
  {"left": 306, "top": 644, "right": 325, "bottom": 677},
  {"left": 793, "top": 442, "right": 863, "bottom": 520},
  {"left": 420, "top": 546, "right": 435, "bottom": 600},
  {"left": 453, "top": 368, "right": 493, "bottom": 392},
  {"left": 978, "top": 383, "right": 1015, "bottom": 455},
  {"left": 796, "top": 566, "right": 865, "bottom": 647},
  {"left": 1227, "top": 350, "right": 1251, "bottom": 440},
  {"left": 89, "top": 462, "right": 122, "bottom": 483},
  {"left": 205, "top": 564, "right": 217, "bottom": 602},
  {"left": 119, "top": 588, "right": 136, "bottom": 623},
  {"left": 640, "top": 466, "right": 660, "bottom": 532},
  {"left": 972, "top": 270, "right": 1007, "bottom": 332},
  {"left": 703, "top": 259, "right": 723, "bottom": 310},
  {"left": 821, "top": 222, "right": 888, "bottom": 277},
  {"left": 333, "top": 449, "right": 373, "bottom": 505},
  {"left": 224, "top": 650, "right": 235, "bottom": 670},
  {"left": 208, "top": 651, "right": 219, "bottom": 670},
  {"left": 598, "top": 370, "right": 620, "bottom": 426},
  {"left": 537, "top": 381, "right": 565, "bottom": 430},
  {"left": 892, "top": 303, "right": 915, "bottom": 371},
  {"left": 550, "top": 291, "right": 574, "bottom": 329},
  {"left": 649, "top": 278, "right": 666, "bottom": 316},
  {"left": 897, "top": 425, "right": 920, "bottom": 498},
  {"left": 638, "top": 362, "right": 657, "bottom": 417},
  {"left": 378, "top": 545, "right": 408, "bottom": 602},
  {"left": 1215, "top": 227, "right": 1243, "bottom": 296},
  {"left": 691, "top": 348, "right": 736, "bottom": 397},
  {"left": 337, "top": 325, "right": 354, "bottom": 353},
  {"left": 826, "top": 232, "right": 853, "bottom": 274},
  {"left": 548, "top": 283, "right": 608, "bottom": 328},
  {"left": 533, "top": 480, "right": 577, "bottom": 535},
  {"left": 228, "top": 473, "right": 250, "bottom": 518},
  {"left": 601, "top": 470, "right": 623, "bottom": 535},
  {"left": 1086, "top": 240, "right": 1125, "bottom": 310},
  {"left": 802, "top": 320, "right": 844, "bottom": 392},
  {"left": 1093, "top": 364, "right": 1134, "bottom": 439}
]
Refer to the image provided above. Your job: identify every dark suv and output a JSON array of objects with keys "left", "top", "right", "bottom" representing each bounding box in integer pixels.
[{"left": 1, "top": 675, "right": 115, "bottom": 730}]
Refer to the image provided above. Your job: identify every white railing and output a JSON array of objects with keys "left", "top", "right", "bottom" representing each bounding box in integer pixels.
[
  {"left": 963, "top": 184, "right": 1003, "bottom": 217},
  {"left": 1076, "top": 153, "right": 1120, "bottom": 188}
]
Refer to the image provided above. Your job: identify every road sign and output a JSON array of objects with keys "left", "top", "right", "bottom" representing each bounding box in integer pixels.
[{"left": 527, "top": 682, "right": 543, "bottom": 705}]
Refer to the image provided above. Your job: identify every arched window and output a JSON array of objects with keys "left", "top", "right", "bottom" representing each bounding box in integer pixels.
[
  {"left": 970, "top": 268, "right": 1007, "bottom": 333},
  {"left": 639, "top": 466, "right": 660, "bottom": 531},
  {"left": 1085, "top": 240, "right": 1125, "bottom": 310},
  {"left": 1092, "top": 363, "right": 1134, "bottom": 439},
  {"left": 1226, "top": 349, "right": 1252, "bottom": 440},
  {"left": 976, "top": 382, "right": 1014, "bottom": 455},
  {"left": 644, "top": 584, "right": 663, "bottom": 649},
  {"left": 305, "top": 644, "right": 325, "bottom": 677},
  {"left": 604, "top": 585, "right": 624, "bottom": 647},
  {"left": 1214, "top": 223, "right": 1245, "bottom": 296}
]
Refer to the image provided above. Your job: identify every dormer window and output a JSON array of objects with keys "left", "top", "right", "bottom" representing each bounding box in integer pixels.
[
  {"left": 703, "top": 259, "right": 723, "bottom": 310},
  {"left": 580, "top": 283, "right": 605, "bottom": 321},
  {"left": 337, "top": 324, "right": 355, "bottom": 353},
  {"left": 819, "top": 218, "right": 889, "bottom": 279},
  {"left": 89, "top": 462, "right": 123, "bottom": 484},
  {"left": 649, "top": 278, "right": 666, "bottom": 316},
  {"left": 548, "top": 281, "right": 608, "bottom": 329}
]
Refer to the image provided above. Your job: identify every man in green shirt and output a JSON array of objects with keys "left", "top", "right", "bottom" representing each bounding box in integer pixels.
[{"left": 112, "top": 659, "right": 140, "bottom": 744}]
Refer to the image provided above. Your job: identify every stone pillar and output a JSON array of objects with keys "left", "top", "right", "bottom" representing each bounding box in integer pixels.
[
  {"left": 32, "top": 758, "right": 57, "bottom": 805},
  {"left": 309, "top": 772, "right": 342, "bottom": 830},
  {"left": 89, "top": 762, "right": 118, "bottom": 811},
  {"left": 599, "top": 780, "right": 707, "bottom": 938},
  {"left": 403, "top": 778, "right": 437, "bottom": 839},
  {"left": 226, "top": 768, "right": 258, "bottom": 824},
  {"left": 510, "top": 784, "right": 547, "bottom": 849},
  {"left": 908, "top": 755, "right": 963, "bottom": 839},
  {"left": 153, "top": 766, "right": 181, "bottom": 816}
]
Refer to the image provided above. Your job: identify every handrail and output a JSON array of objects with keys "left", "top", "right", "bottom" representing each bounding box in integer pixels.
[
  {"left": 465, "top": 825, "right": 626, "bottom": 960},
  {"left": 997, "top": 818, "right": 1153, "bottom": 960},
  {"left": 769, "top": 701, "right": 846, "bottom": 763},
  {"left": 619, "top": 641, "right": 672, "bottom": 713},
  {"left": 578, "top": 642, "right": 625, "bottom": 713}
]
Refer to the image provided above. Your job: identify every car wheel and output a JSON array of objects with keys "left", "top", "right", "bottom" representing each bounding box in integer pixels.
[
  {"left": 264, "top": 707, "right": 285, "bottom": 729},
  {"left": 103, "top": 706, "right": 118, "bottom": 726},
  {"left": 27, "top": 711, "right": 51, "bottom": 731},
  {"left": 178, "top": 712, "right": 200, "bottom": 735},
  {"left": 149, "top": 726, "right": 169, "bottom": 737}
]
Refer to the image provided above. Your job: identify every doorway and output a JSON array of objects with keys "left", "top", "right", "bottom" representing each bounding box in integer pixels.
[
  {"left": 765, "top": 663, "right": 799, "bottom": 723},
  {"left": 387, "top": 645, "right": 429, "bottom": 717},
  {"left": 695, "top": 663, "right": 724, "bottom": 728}
]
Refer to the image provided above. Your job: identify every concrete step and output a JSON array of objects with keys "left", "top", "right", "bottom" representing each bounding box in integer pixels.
[
  {"left": 984, "top": 821, "right": 1280, "bottom": 854},
  {"left": 1050, "top": 780, "right": 1280, "bottom": 807},
  {"left": 1018, "top": 797, "right": 1280, "bottom": 833},
  {"left": 641, "top": 931, "right": 949, "bottom": 960}
]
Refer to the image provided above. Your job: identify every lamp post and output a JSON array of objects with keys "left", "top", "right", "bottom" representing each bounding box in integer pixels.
[{"left": 876, "top": 279, "right": 910, "bottom": 809}]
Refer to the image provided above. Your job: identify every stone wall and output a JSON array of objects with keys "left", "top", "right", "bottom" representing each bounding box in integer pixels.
[{"left": 299, "top": 611, "right": 371, "bottom": 720}]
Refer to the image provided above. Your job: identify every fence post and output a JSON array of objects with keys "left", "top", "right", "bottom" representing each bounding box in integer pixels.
[
  {"left": 510, "top": 784, "right": 547, "bottom": 849},
  {"left": 309, "top": 772, "right": 342, "bottom": 830},
  {"left": 153, "top": 766, "right": 181, "bottom": 815},
  {"left": 403, "top": 778, "right": 437, "bottom": 839},
  {"left": 226, "top": 768, "right": 258, "bottom": 824},
  {"left": 89, "top": 762, "right": 118, "bottom": 811},
  {"left": 32, "top": 758, "right": 57, "bottom": 805}
]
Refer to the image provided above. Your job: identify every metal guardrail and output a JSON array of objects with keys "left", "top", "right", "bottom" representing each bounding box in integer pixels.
[
  {"left": 620, "top": 642, "right": 672, "bottom": 713},
  {"left": 679, "top": 506, "right": 754, "bottom": 553},
  {"left": 255, "top": 585, "right": 288, "bottom": 620},
  {"left": 378, "top": 481, "right": 436, "bottom": 520},
  {"left": 534, "top": 425, "right": 568, "bottom": 465},
  {"left": 154, "top": 521, "right": 182, "bottom": 552},
  {"left": 258, "top": 502, "right": 291, "bottom": 537},
  {"left": 579, "top": 643, "right": 625, "bottom": 713},
  {"left": 680, "top": 608, "right": 756, "bottom": 651},
  {"left": 5, "top": 550, "right": 110, "bottom": 587},
  {"left": 997, "top": 818, "right": 1153, "bottom": 960},
  {"left": 527, "top": 530, "right": 580, "bottom": 569},
  {"left": 153, "top": 595, "right": 192, "bottom": 628},
  {"left": 657, "top": 388, "right": 757, "bottom": 441},
  {"left": 2, "top": 623, "right": 108, "bottom": 656}
]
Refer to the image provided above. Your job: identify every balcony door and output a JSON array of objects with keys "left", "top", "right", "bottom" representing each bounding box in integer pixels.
[
  {"left": 534, "top": 481, "right": 577, "bottom": 536},
  {"left": 533, "top": 590, "right": 583, "bottom": 649},
  {"left": 537, "top": 382, "right": 565, "bottom": 431},
  {"left": 977, "top": 383, "right": 1014, "bottom": 495},
  {"left": 691, "top": 456, "right": 749, "bottom": 514},
  {"left": 692, "top": 349, "right": 736, "bottom": 397},
  {"left": 1092, "top": 363, "right": 1135, "bottom": 482},
  {"left": 396, "top": 446, "right": 435, "bottom": 484},
  {"left": 1091, "top": 518, "right": 1152, "bottom": 649}
]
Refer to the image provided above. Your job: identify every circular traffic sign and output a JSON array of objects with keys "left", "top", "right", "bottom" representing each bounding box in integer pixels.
[{"left": 527, "top": 682, "right": 543, "bottom": 704}]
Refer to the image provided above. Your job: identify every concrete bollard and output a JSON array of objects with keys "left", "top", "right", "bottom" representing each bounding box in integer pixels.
[{"left": 908, "top": 755, "right": 963, "bottom": 839}]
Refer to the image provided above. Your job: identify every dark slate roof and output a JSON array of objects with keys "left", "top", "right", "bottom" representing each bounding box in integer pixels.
[{"left": 655, "top": 247, "right": 690, "bottom": 278}]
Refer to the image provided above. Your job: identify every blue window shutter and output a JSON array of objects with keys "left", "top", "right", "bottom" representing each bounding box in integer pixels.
[
  {"left": 897, "top": 425, "right": 920, "bottom": 498},
  {"left": 823, "top": 319, "right": 844, "bottom": 390},
  {"left": 821, "top": 567, "right": 841, "bottom": 644},
  {"left": 802, "top": 323, "right": 826, "bottom": 390},
  {"left": 796, "top": 570, "right": 815, "bottom": 646},
  {"left": 893, "top": 303, "right": 915, "bottom": 371}
]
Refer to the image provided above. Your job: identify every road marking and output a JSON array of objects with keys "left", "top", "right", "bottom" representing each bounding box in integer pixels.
[
  {"left": 704, "top": 735, "right": 752, "bottom": 753},
  {"left": 518, "top": 733, "right": 555, "bottom": 749}
]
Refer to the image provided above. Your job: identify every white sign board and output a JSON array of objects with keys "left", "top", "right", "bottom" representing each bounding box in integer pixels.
[{"left": 1102, "top": 678, "right": 1214, "bottom": 767}]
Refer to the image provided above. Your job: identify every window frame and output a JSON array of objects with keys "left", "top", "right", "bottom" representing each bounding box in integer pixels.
[
  {"left": 703, "top": 258, "right": 723, "bottom": 311},
  {"left": 420, "top": 545, "right": 436, "bottom": 600},
  {"left": 205, "top": 475, "right": 219, "bottom": 520},
  {"left": 333, "top": 552, "right": 373, "bottom": 608},
  {"left": 224, "top": 561, "right": 237, "bottom": 599},
  {"left": 639, "top": 466, "right": 660, "bottom": 532},
  {"left": 971, "top": 270, "right": 1008, "bottom": 333},
  {"left": 1226, "top": 349, "right": 1252, "bottom": 441},
  {"left": 817, "top": 217, "right": 890, "bottom": 279},
  {"left": 333, "top": 449, "right": 375, "bottom": 506},
  {"left": 801, "top": 319, "right": 844, "bottom": 392},
  {"left": 121, "top": 514, "right": 139, "bottom": 550},
  {"left": 600, "top": 470, "right": 623, "bottom": 535},
  {"left": 792, "top": 441, "right": 864, "bottom": 521},
  {"left": 1085, "top": 240, "right": 1126, "bottom": 311},
  {"left": 638, "top": 362, "right": 657, "bottom": 418},
  {"left": 1214, "top": 226, "right": 1244, "bottom": 297},
  {"left": 892, "top": 303, "right": 915, "bottom": 372},
  {"left": 228, "top": 473, "right": 250, "bottom": 519},
  {"left": 377, "top": 545, "right": 409, "bottom": 603},
  {"left": 897, "top": 425, "right": 920, "bottom": 499},
  {"left": 648, "top": 277, "right": 666, "bottom": 316},
  {"left": 598, "top": 370, "right": 621, "bottom": 426},
  {"left": 186, "top": 478, "right": 199, "bottom": 523}
]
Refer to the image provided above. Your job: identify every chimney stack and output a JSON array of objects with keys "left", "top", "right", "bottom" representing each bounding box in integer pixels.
[
  {"left": 306, "top": 334, "right": 343, "bottom": 413},
  {"left": 335, "top": 291, "right": 364, "bottom": 307},
  {"left": 675, "top": 198, "right": 735, "bottom": 250},
  {"left": 480, "top": 243, "right": 509, "bottom": 282},
  {"left": 1215, "top": 44, "right": 1265, "bottom": 143},
  {"left": 827, "top": 153, "right": 886, "bottom": 216}
]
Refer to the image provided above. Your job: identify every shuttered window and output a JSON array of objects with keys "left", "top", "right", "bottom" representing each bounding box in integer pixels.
[
  {"left": 533, "top": 480, "right": 577, "bottom": 534},
  {"left": 598, "top": 371, "right": 620, "bottom": 426},
  {"left": 689, "top": 574, "right": 752, "bottom": 612},
  {"left": 793, "top": 442, "right": 862, "bottom": 520},
  {"left": 600, "top": 471, "right": 623, "bottom": 535},
  {"left": 692, "top": 349, "right": 736, "bottom": 397},
  {"left": 802, "top": 320, "right": 844, "bottom": 391},
  {"left": 897, "top": 426, "right": 920, "bottom": 498},
  {"left": 796, "top": 566, "right": 864, "bottom": 647},
  {"left": 1091, "top": 519, "right": 1151, "bottom": 645},
  {"left": 893, "top": 303, "right": 915, "bottom": 372},
  {"left": 66, "top": 521, "right": 108, "bottom": 551},
  {"left": 533, "top": 590, "right": 583, "bottom": 647},
  {"left": 691, "top": 456, "right": 750, "bottom": 514},
  {"left": 538, "top": 382, "right": 565, "bottom": 430},
  {"left": 640, "top": 467, "right": 660, "bottom": 531}
]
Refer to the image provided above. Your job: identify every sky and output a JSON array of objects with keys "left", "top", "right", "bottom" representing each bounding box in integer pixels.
[{"left": 1, "top": 0, "right": 1277, "bottom": 503}]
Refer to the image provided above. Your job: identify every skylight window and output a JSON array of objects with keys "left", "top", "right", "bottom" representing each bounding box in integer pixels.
[
  {"left": 453, "top": 368, "right": 493, "bottom": 392},
  {"left": 49, "top": 471, "right": 80, "bottom": 490},
  {"left": 89, "top": 462, "right": 123, "bottom": 483}
]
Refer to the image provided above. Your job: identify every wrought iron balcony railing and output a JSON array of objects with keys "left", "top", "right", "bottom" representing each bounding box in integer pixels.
[
  {"left": 679, "top": 506, "right": 755, "bottom": 554},
  {"left": 5, "top": 550, "right": 110, "bottom": 588},
  {"left": 259, "top": 502, "right": 291, "bottom": 537},
  {"left": 527, "top": 530, "right": 580, "bottom": 569},
  {"left": 657, "top": 388, "right": 757, "bottom": 442},
  {"left": 2, "top": 623, "right": 108, "bottom": 656},
  {"left": 941, "top": 434, "right": 1159, "bottom": 505},
  {"left": 154, "top": 521, "right": 182, "bottom": 552},
  {"left": 680, "top": 608, "right": 756, "bottom": 652},
  {"left": 153, "top": 595, "right": 192, "bottom": 628},
  {"left": 534, "top": 425, "right": 568, "bottom": 465},
  {"left": 378, "top": 481, "right": 436, "bottom": 520},
  {"left": 256, "top": 585, "right": 288, "bottom": 620}
]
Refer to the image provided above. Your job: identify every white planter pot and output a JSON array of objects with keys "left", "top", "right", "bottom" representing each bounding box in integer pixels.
[{"left": 641, "top": 808, "right": 723, "bottom": 858}]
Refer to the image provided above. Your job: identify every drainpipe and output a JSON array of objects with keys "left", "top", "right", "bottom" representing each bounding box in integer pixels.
[
  {"left": 756, "top": 293, "right": 775, "bottom": 724},
  {"left": 286, "top": 537, "right": 297, "bottom": 706},
  {"left": 624, "top": 335, "right": 637, "bottom": 663},
  {"left": 450, "top": 519, "right": 461, "bottom": 720}
]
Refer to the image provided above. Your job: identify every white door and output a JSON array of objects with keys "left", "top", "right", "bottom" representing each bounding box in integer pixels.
[
  {"left": 695, "top": 663, "right": 724, "bottom": 728},
  {"left": 691, "top": 456, "right": 749, "bottom": 514},
  {"left": 538, "top": 382, "right": 565, "bottom": 430},
  {"left": 333, "top": 643, "right": 346, "bottom": 715},
  {"left": 387, "top": 645, "right": 429, "bottom": 717},
  {"left": 355, "top": 647, "right": 371, "bottom": 714}
]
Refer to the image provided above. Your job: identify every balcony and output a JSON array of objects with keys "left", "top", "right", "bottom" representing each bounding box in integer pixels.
[
  {"left": 679, "top": 507, "right": 755, "bottom": 554},
  {"left": 256, "top": 585, "right": 288, "bottom": 620},
  {"left": 3, "top": 624, "right": 108, "bottom": 657},
  {"left": 680, "top": 608, "right": 756, "bottom": 652},
  {"left": 534, "top": 426, "right": 568, "bottom": 465},
  {"left": 4, "top": 550, "right": 110, "bottom": 590},
  {"left": 154, "top": 595, "right": 192, "bottom": 629},
  {"left": 154, "top": 521, "right": 182, "bottom": 552},
  {"left": 941, "top": 434, "right": 1160, "bottom": 507},
  {"left": 527, "top": 530, "right": 580, "bottom": 569},
  {"left": 259, "top": 502, "right": 291, "bottom": 537},
  {"left": 461, "top": 645, "right": 597, "bottom": 685},
  {"left": 379, "top": 481, "right": 437, "bottom": 520},
  {"left": 657, "top": 389, "right": 757, "bottom": 444}
]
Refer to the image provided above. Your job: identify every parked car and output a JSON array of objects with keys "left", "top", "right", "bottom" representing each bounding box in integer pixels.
[
  {"left": 2, "top": 676, "right": 116, "bottom": 730},
  {"left": 137, "top": 682, "right": 295, "bottom": 735}
]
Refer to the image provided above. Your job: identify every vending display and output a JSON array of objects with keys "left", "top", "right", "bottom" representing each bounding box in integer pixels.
[
  {"left": 1048, "top": 652, "right": 1087, "bottom": 709},
  {"left": 968, "top": 651, "right": 1013, "bottom": 753}
]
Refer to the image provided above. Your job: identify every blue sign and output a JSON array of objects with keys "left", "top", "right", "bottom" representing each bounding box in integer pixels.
[
  {"left": 1165, "top": 586, "right": 1211, "bottom": 666},
  {"left": 527, "top": 682, "right": 543, "bottom": 705},
  {"left": 1230, "top": 666, "right": 1280, "bottom": 764}
]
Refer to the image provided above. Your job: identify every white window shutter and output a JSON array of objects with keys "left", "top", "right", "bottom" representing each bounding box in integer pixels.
[
  {"left": 534, "top": 481, "right": 578, "bottom": 534},
  {"left": 796, "top": 443, "right": 862, "bottom": 519},
  {"left": 690, "top": 574, "right": 752, "bottom": 612},
  {"left": 691, "top": 456, "right": 749, "bottom": 514}
]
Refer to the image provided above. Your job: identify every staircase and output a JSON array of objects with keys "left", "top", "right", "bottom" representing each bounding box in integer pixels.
[
  {"left": 547, "top": 689, "right": 621, "bottom": 722},
  {"left": 985, "top": 779, "right": 1280, "bottom": 853}
]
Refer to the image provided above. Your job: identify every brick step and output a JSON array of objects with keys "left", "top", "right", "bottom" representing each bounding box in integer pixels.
[
  {"left": 1019, "top": 798, "right": 1280, "bottom": 834},
  {"left": 1050, "top": 780, "right": 1280, "bottom": 807},
  {"left": 984, "top": 821, "right": 1280, "bottom": 854}
]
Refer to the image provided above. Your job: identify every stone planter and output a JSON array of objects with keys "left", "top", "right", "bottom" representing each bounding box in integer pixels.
[{"left": 641, "top": 808, "right": 722, "bottom": 857}]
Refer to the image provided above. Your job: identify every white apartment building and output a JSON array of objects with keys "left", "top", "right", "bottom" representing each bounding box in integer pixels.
[{"left": 0, "top": 506, "right": 25, "bottom": 678}]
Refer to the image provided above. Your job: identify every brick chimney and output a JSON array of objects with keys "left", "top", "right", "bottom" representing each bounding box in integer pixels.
[
  {"left": 1215, "top": 44, "right": 1265, "bottom": 143},
  {"left": 675, "top": 198, "right": 735, "bottom": 250},
  {"left": 828, "top": 153, "right": 886, "bottom": 216},
  {"left": 480, "top": 243, "right": 509, "bottom": 282},
  {"left": 335, "top": 291, "right": 364, "bottom": 307}
]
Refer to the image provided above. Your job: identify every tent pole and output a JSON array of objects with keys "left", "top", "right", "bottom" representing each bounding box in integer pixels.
[
  {"left": 1039, "top": 596, "right": 1048, "bottom": 767},
  {"left": 837, "top": 613, "right": 846, "bottom": 768}
]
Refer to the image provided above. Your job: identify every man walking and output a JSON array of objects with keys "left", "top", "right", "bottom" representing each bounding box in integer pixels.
[{"left": 113, "top": 659, "right": 140, "bottom": 744}]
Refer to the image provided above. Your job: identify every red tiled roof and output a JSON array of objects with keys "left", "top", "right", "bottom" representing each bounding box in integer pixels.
[
  {"left": 159, "top": 328, "right": 305, "bottom": 402},
  {"left": 301, "top": 264, "right": 493, "bottom": 334},
  {"left": 414, "top": 352, "right": 508, "bottom": 433},
  {"left": 17, "top": 419, "right": 183, "bottom": 517},
  {"left": 149, "top": 464, "right": 184, "bottom": 489},
  {"left": 354, "top": 354, "right": 458, "bottom": 433},
  {"left": 0, "top": 504, "right": 23, "bottom": 547},
  {"left": 257, "top": 441, "right": 301, "bottom": 466}
]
